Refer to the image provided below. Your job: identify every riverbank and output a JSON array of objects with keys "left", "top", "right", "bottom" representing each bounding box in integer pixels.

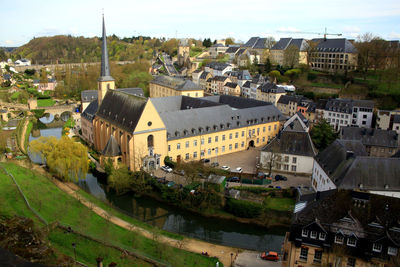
[{"left": 1, "top": 160, "right": 227, "bottom": 266}]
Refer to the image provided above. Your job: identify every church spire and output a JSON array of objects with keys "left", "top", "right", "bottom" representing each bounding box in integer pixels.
[{"left": 99, "top": 14, "right": 114, "bottom": 81}]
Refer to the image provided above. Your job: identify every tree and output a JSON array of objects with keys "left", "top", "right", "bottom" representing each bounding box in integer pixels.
[
  {"left": 264, "top": 58, "right": 272, "bottom": 74},
  {"left": 310, "top": 119, "right": 337, "bottom": 150},
  {"left": 29, "top": 136, "right": 88, "bottom": 181},
  {"left": 355, "top": 33, "right": 376, "bottom": 80},
  {"left": 268, "top": 70, "right": 281, "bottom": 83},
  {"left": 202, "top": 38, "right": 212, "bottom": 48},
  {"left": 264, "top": 37, "right": 276, "bottom": 49},
  {"left": 283, "top": 45, "right": 299, "bottom": 68},
  {"left": 108, "top": 165, "right": 132, "bottom": 194},
  {"left": 305, "top": 40, "right": 318, "bottom": 67},
  {"left": 225, "top": 38, "right": 235, "bottom": 46}
]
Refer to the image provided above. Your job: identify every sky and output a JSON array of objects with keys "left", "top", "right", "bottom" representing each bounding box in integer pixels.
[{"left": 1, "top": 0, "right": 400, "bottom": 47}]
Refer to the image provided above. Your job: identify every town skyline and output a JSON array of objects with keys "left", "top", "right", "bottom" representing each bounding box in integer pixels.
[{"left": 1, "top": 0, "right": 399, "bottom": 47}]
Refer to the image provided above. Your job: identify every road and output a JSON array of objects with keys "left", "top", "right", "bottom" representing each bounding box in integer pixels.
[
  {"left": 161, "top": 53, "right": 179, "bottom": 76},
  {"left": 234, "top": 251, "right": 281, "bottom": 267}
]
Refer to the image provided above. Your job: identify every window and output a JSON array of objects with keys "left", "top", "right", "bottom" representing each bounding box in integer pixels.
[
  {"left": 177, "top": 143, "right": 181, "bottom": 150},
  {"left": 222, "top": 135, "right": 226, "bottom": 141},
  {"left": 310, "top": 231, "right": 317, "bottom": 239},
  {"left": 201, "top": 150, "right": 205, "bottom": 157},
  {"left": 208, "top": 137, "right": 212, "bottom": 144},
  {"left": 208, "top": 149, "right": 211, "bottom": 155},
  {"left": 235, "top": 132, "right": 238, "bottom": 138},
  {"left": 201, "top": 138, "right": 204, "bottom": 145},
  {"left": 291, "top": 165, "right": 297, "bottom": 172},
  {"left": 300, "top": 247, "right": 308, "bottom": 261},
  {"left": 274, "top": 125, "right": 277, "bottom": 130},
  {"left": 235, "top": 143, "right": 238, "bottom": 149},
  {"left": 346, "top": 257, "right": 356, "bottom": 267},
  {"left": 284, "top": 164, "right": 289, "bottom": 171},
  {"left": 241, "top": 141, "right": 244, "bottom": 147},
  {"left": 229, "top": 133, "right": 232, "bottom": 139},
  {"left": 222, "top": 146, "right": 225, "bottom": 152},
  {"left": 263, "top": 127, "right": 266, "bottom": 132},
  {"left": 314, "top": 250, "right": 322, "bottom": 263},
  {"left": 347, "top": 237, "right": 357, "bottom": 247},
  {"left": 268, "top": 126, "right": 271, "bottom": 131},
  {"left": 335, "top": 235, "right": 344, "bottom": 244},
  {"left": 284, "top": 156, "right": 289, "bottom": 162},
  {"left": 194, "top": 140, "right": 197, "bottom": 147},
  {"left": 193, "top": 152, "right": 198, "bottom": 158},
  {"left": 302, "top": 229, "right": 309, "bottom": 237},
  {"left": 292, "top": 157, "right": 297, "bottom": 164},
  {"left": 185, "top": 153, "right": 189, "bottom": 160},
  {"left": 319, "top": 232, "right": 326, "bottom": 241},
  {"left": 185, "top": 141, "right": 189, "bottom": 148},
  {"left": 168, "top": 145, "right": 171, "bottom": 152},
  {"left": 262, "top": 137, "right": 265, "bottom": 142},
  {"left": 215, "top": 136, "right": 218, "bottom": 142},
  {"left": 229, "top": 144, "right": 232, "bottom": 150},
  {"left": 372, "top": 243, "right": 382, "bottom": 253},
  {"left": 242, "top": 131, "right": 245, "bottom": 137},
  {"left": 388, "top": 246, "right": 398, "bottom": 256}
]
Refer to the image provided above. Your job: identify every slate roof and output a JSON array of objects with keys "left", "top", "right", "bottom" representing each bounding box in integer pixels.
[
  {"left": 258, "top": 82, "right": 285, "bottom": 93},
  {"left": 242, "top": 81, "right": 251, "bottom": 88},
  {"left": 315, "top": 139, "right": 367, "bottom": 181},
  {"left": 224, "top": 82, "right": 238, "bottom": 88},
  {"left": 116, "top": 88, "right": 144, "bottom": 97},
  {"left": 236, "top": 48, "right": 247, "bottom": 56},
  {"left": 211, "top": 76, "right": 229, "bottom": 82},
  {"left": 271, "top": 38, "right": 307, "bottom": 51},
  {"left": 81, "top": 90, "right": 98, "bottom": 103},
  {"left": 277, "top": 95, "right": 305, "bottom": 105},
  {"left": 225, "top": 46, "right": 240, "bottom": 54},
  {"left": 96, "top": 90, "right": 147, "bottom": 133},
  {"left": 150, "top": 76, "right": 202, "bottom": 91},
  {"left": 312, "top": 38, "right": 357, "bottom": 53},
  {"left": 325, "top": 99, "right": 360, "bottom": 114},
  {"left": 340, "top": 126, "right": 399, "bottom": 148},
  {"left": 205, "top": 62, "right": 231, "bottom": 71},
  {"left": 199, "top": 71, "right": 211, "bottom": 80},
  {"left": 243, "top": 37, "right": 259, "bottom": 48},
  {"left": 263, "top": 119, "right": 317, "bottom": 157},
  {"left": 102, "top": 135, "right": 121, "bottom": 156},
  {"left": 243, "top": 37, "right": 268, "bottom": 49},
  {"left": 151, "top": 95, "right": 283, "bottom": 141},
  {"left": 338, "top": 157, "right": 400, "bottom": 191},
  {"left": 81, "top": 100, "right": 98, "bottom": 122},
  {"left": 291, "top": 190, "right": 400, "bottom": 262},
  {"left": 99, "top": 15, "right": 114, "bottom": 82}
]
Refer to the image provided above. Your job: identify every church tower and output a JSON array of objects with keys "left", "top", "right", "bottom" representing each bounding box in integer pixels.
[{"left": 98, "top": 15, "right": 115, "bottom": 106}]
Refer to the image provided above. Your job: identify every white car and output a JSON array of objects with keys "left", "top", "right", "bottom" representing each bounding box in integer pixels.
[
  {"left": 161, "top": 165, "right": 173, "bottom": 173},
  {"left": 235, "top": 167, "right": 243, "bottom": 173},
  {"left": 221, "top": 166, "right": 230, "bottom": 171}
]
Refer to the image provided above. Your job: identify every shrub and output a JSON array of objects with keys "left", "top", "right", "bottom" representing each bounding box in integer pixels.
[
  {"left": 225, "top": 198, "right": 262, "bottom": 218},
  {"left": 307, "top": 72, "right": 317, "bottom": 81},
  {"left": 164, "top": 156, "right": 176, "bottom": 168}
]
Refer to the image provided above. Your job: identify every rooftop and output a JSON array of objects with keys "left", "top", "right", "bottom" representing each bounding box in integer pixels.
[{"left": 150, "top": 76, "right": 202, "bottom": 91}]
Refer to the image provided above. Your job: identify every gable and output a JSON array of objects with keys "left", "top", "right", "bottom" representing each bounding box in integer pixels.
[{"left": 134, "top": 99, "right": 166, "bottom": 133}]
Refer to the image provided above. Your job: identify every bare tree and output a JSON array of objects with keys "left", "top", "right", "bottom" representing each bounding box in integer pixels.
[
  {"left": 355, "top": 33, "right": 375, "bottom": 80},
  {"left": 305, "top": 40, "right": 318, "bottom": 67},
  {"left": 283, "top": 45, "right": 300, "bottom": 68}
]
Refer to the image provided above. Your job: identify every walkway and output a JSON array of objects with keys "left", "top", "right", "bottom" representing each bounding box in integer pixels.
[
  {"left": 19, "top": 119, "right": 30, "bottom": 154},
  {"left": 52, "top": 179, "right": 239, "bottom": 266}
]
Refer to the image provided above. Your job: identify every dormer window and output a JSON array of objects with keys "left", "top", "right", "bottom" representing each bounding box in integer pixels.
[
  {"left": 302, "top": 229, "right": 309, "bottom": 237},
  {"left": 347, "top": 237, "right": 357, "bottom": 247},
  {"left": 319, "top": 232, "right": 326, "bottom": 241},
  {"left": 335, "top": 235, "right": 344, "bottom": 244},
  {"left": 388, "top": 246, "right": 398, "bottom": 256},
  {"left": 310, "top": 231, "right": 317, "bottom": 239},
  {"left": 372, "top": 243, "right": 382, "bottom": 253}
]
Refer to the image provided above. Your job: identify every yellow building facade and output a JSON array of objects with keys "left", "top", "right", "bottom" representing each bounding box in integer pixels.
[{"left": 150, "top": 75, "right": 204, "bottom": 98}]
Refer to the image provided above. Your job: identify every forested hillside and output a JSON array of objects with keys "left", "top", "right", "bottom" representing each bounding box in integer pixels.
[{"left": 10, "top": 35, "right": 182, "bottom": 64}]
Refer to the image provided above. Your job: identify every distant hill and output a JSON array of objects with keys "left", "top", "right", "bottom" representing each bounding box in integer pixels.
[
  {"left": 11, "top": 35, "right": 158, "bottom": 64},
  {"left": 0, "top": 47, "right": 18, "bottom": 53}
]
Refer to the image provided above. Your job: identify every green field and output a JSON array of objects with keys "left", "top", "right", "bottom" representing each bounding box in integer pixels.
[
  {"left": 264, "top": 197, "right": 295, "bottom": 211},
  {"left": 37, "top": 98, "right": 56, "bottom": 107},
  {"left": 0, "top": 162, "right": 220, "bottom": 267}
]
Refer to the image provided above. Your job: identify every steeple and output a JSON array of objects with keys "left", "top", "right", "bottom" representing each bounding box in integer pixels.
[
  {"left": 98, "top": 14, "right": 115, "bottom": 106},
  {"left": 99, "top": 14, "right": 114, "bottom": 82}
]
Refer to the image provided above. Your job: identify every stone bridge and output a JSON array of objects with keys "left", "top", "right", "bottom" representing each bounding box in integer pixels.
[{"left": 41, "top": 104, "right": 77, "bottom": 117}]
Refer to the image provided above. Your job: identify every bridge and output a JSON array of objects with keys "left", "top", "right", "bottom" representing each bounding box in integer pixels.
[{"left": 42, "top": 104, "right": 77, "bottom": 117}]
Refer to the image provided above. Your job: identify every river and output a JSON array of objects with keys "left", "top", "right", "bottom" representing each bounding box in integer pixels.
[{"left": 29, "top": 124, "right": 286, "bottom": 252}]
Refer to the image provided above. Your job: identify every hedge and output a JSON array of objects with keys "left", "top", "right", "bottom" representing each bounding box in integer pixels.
[{"left": 225, "top": 198, "right": 262, "bottom": 218}]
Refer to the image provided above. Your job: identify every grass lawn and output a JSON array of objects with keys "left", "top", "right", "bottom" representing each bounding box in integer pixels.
[
  {"left": 37, "top": 98, "right": 56, "bottom": 107},
  {"left": 264, "top": 197, "right": 295, "bottom": 212},
  {"left": 0, "top": 162, "right": 220, "bottom": 267},
  {"left": 10, "top": 91, "right": 21, "bottom": 100}
]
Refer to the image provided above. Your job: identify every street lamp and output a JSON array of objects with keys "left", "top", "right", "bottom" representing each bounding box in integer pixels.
[{"left": 72, "top": 243, "right": 77, "bottom": 266}]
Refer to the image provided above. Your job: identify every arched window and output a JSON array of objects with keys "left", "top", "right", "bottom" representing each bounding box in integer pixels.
[{"left": 147, "top": 135, "right": 154, "bottom": 148}]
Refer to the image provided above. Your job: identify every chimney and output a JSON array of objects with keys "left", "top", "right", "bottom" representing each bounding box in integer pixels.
[{"left": 96, "top": 257, "right": 103, "bottom": 267}]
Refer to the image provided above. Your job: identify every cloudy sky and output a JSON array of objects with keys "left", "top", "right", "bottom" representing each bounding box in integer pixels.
[{"left": 1, "top": 0, "right": 399, "bottom": 46}]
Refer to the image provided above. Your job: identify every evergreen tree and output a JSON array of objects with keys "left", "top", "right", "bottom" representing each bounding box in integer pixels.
[{"left": 310, "top": 119, "right": 338, "bottom": 150}]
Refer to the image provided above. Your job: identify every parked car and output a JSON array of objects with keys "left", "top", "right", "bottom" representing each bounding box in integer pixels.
[
  {"left": 227, "top": 177, "right": 240, "bottom": 182},
  {"left": 200, "top": 158, "right": 210, "bottom": 163},
  {"left": 261, "top": 251, "right": 279, "bottom": 261},
  {"left": 235, "top": 167, "right": 242, "bottom": 173},
  {"left": 211, "top": 162, "right": 219, "bottom": 167},
  {"left": 221, "top": 166, "right": 230, "bottom": 171},
  {"left": 161, "top": 165, "right": 173, "bottom": 173},
  {"left": 275, "top": 174, "right": 287, "bottom": 181}
]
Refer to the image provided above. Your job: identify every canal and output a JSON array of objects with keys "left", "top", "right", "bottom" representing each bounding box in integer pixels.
[{"left": 29, "top": 122, "right": 286, "bottom": 252}]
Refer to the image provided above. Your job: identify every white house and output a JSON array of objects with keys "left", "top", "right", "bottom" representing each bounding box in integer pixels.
[
  {"left": 261, "top": 116, "right": 317, "bottom": 175},
  {"left": 14, "top": 58, "right": 31, "bottom": 66},
  {"left": 204, "top": 62, "right": 232, "bottom": 77}
]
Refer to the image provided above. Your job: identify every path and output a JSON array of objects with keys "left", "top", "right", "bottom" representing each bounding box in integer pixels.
[
  {"left": 19, "top": 119, "right": 30, "bottom": 154},
  {"left": 52, "top": 179, "right": 240, "bottom": 266}
]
